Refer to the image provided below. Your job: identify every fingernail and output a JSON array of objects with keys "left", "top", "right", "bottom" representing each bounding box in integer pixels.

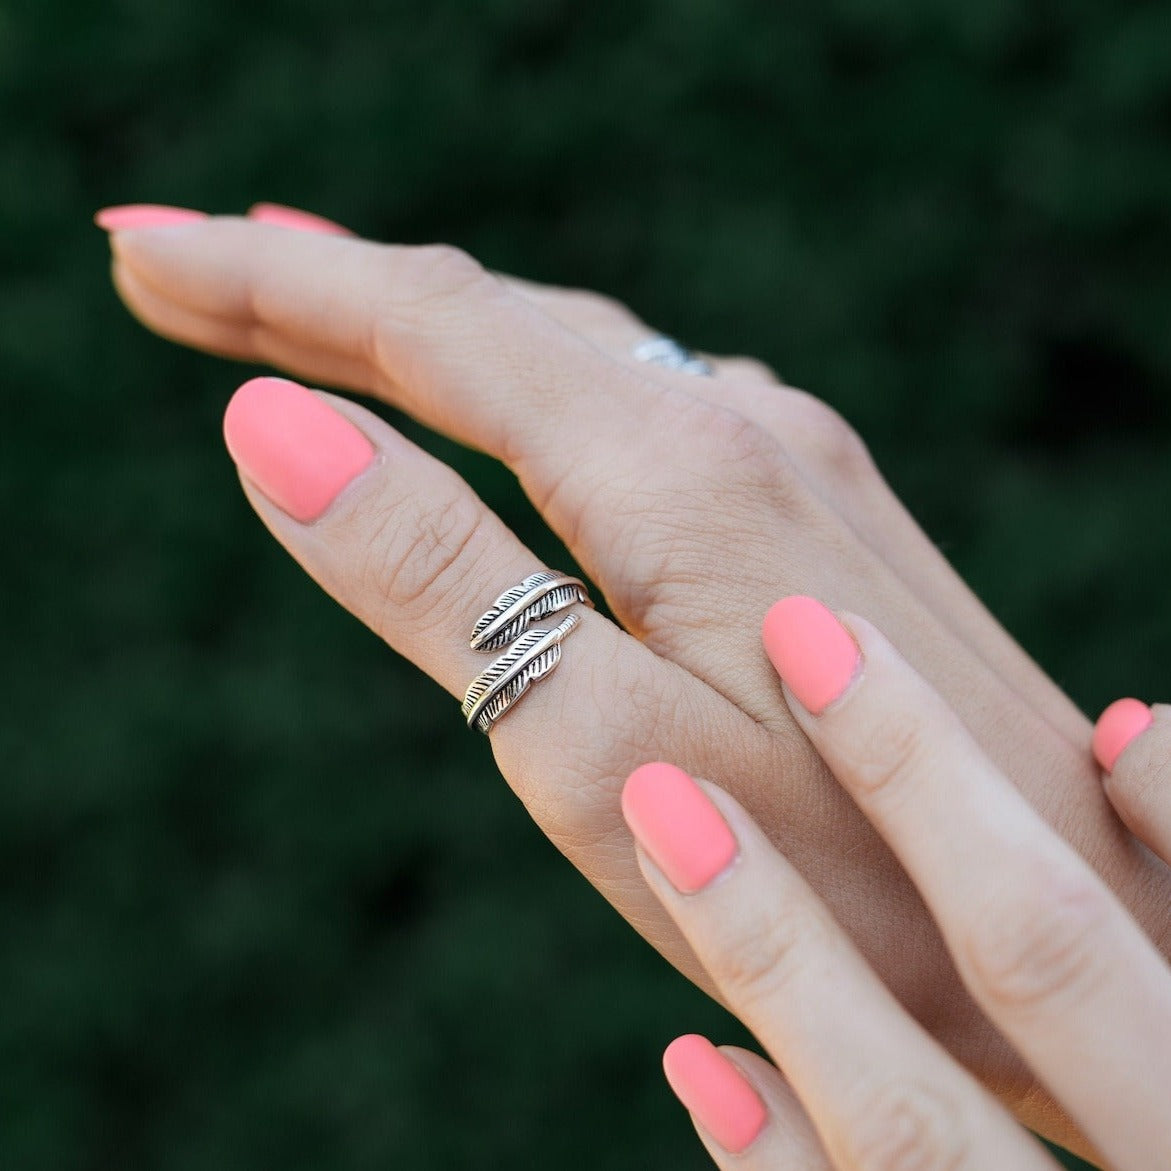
[
  {"left": 1092, "top": 698, "right": 1153, "bottom": 773},
  {"left": 762, "top": 595, "right": 861, "bottom": 714},
  {"left": 94, "top": 204, "right": 208, "bottom": 232},
  {"left": 621, "top": 763, "right": 737, "bottom": 893},
  {"left": 248, "top": 202, "right": 351, "bottom": 236},
  {"left": 223, "top": 378, "right": 374, "bottom": 523},
  {"left": 663, "top": 1035, "right": 767, "bottom": 1154}
]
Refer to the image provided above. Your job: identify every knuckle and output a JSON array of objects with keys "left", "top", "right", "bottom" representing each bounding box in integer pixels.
[
  {"left": 844, "top": 1079, "right": 967, "bottom": 1171},
  {"left": 850, "top": 710, "right": 930, "bottom": 800},
  {"left": 369, "top": 244, "right": 499, "bottom": 376},
  {"left": 593, "top": 394, "right": 818, "bottom": 636},
  {"left": 713, "top": 900, "right": 829, "bottom": 1018},
  {"left": 563, "top": 287, "right": 636, "bottom": 327},
  {"left": 393, "top": 243, "right": 493, "bottom": 309},
  {"left": 722, "top": 355, "right": 780, "bottom": 384},
  {"left": 676, "top": 395, "right": 804, "bottom": 507},
  {"left": 964, "top": 862, "right": 1109, "bottom": 1013},
  {"left": 364, "top": 486, "right": 489, "bottom": 625},
  {"left": 787, "top": 392, "right": 877, "bottom": 483}
]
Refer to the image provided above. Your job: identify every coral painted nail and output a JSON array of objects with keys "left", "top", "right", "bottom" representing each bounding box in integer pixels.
[
  {"left": 663, "top": 1035, "right": 767, "bottom": 1154},
  {"left": 1093, "top": 698, "right": 1153, "bottom": 773},
  {"left": 223, "top": 378, "right": 374, "bottom": 523},
  {"left": 248, "top": 202, "right": 351, "bottom": 236},
  {"left": 621, "top": 763, "right": 738, "bottom": 893},
  {"left": 94, "top": 204, "right": 208, "bottom": 231},
  {"left": 762, "top": 595, "right": 861, "bottom": 714}
]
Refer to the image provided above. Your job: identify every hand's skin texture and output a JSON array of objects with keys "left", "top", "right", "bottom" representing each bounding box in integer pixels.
[
  {"left": 101, "top": 215, "right": 1167, "bottom": 1156},
  {"left": 626, "top": 607, "right": 1171, "bottom": 1170}
]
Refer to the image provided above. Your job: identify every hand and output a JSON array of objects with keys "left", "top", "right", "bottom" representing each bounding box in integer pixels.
[
  {"left": 97, "top": 204, "right": 1170, "bottom": 1154},
  {"left": 622, "top": 597, "right": 1171, "bottom": 1170}
]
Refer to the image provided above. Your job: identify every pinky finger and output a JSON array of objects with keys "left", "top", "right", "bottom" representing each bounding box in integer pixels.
[
  {"left": 1093, "top": 699, "right": 1171, "bottom": 862},
  {"left": 663, "top": 1037, "right": 831, "bottom": 1169}
]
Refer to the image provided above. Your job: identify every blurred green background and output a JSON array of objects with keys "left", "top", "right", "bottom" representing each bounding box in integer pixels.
[{"left": 5, "top": 0, "right": 1169, "bottom": 1166}]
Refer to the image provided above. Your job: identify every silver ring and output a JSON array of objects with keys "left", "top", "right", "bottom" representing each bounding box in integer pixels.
[
  {"left": 462, "top": 570, "right": 593, "bottom": 734},
  {"left": 461, "top": 613, "right": 583, "bottom": 734},
  {"left": 469, "top": 570, "right": 592, "bottom": 652},
  {"left": 632, "top": 334, "right": 713, "bottom": 377}
]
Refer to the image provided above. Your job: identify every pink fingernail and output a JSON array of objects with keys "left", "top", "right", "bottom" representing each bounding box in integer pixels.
[
  {"left": 663, "top": 1035, "right": 767, "bottom": 1154},
  {"left": 762, "top": 595, "right": 861, "bottom": 714},
  {"left": 94, "top": 204, "right": 208, "bottom": 232},
  {"left": 1092, "top": 698, "right": 1153, "bottom": 773},
  {"left": 223, "top": 378, "right": 374, "bottom": 523},
  {"left": 248, "top": 202, "right": 351, "bottom": 236},
  {"left": 621, "top": 763, "right": 737, "bottom": 894}
]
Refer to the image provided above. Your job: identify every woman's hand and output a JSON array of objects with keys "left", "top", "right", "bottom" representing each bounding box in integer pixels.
[
  {"left": 623, "top": 597, "right": 1171, "bottom": 1170},
  {"left": 98, "top": 205, "right": 1170, "bottom": 1155}
]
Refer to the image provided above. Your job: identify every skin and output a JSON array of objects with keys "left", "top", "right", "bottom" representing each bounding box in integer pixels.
[
  {"left": 101, "top": 216, "right": 1169, "bottom": 1157},
  {"left": 633, "top": 613, "right": 1171, "bottom": 1170}
]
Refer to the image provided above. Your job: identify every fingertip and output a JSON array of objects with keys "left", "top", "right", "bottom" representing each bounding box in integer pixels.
[
  {"left": 223, "top": 377, "right": 375, "bottom": 523},
  {"left": 1092, "top": 698, "right": 1153, "bottom": 773},
  {"left": 761, "top": 595, "right": 861, "bottom": 715},
  {"left": 662, "top": 1034, "right": 767, "bottom": 1155},
  {"left": 620, "top": 761, "right": 688, "bottom": 822},
  {"left": 621, "top": 763, "right": 738, "bottom": 895},
  {"left": 662, "top": 1032, "right": 705, "bottom": 1078}
]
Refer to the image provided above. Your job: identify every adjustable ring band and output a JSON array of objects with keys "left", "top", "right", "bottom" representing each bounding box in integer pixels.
[
  {"left": 632, "top": 335, "right": 714, "bottom": 377},
  {"left": 461, "top": 613, "right": 583, "bottom": 734}
]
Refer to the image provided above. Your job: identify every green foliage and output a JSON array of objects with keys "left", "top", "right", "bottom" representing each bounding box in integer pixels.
[{"left": 3, "top": 1, "right": 1165, "bottom": 1167}]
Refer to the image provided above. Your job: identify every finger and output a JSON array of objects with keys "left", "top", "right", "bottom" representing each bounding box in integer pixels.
[
  {"left": 502, "top": 274, "right": 780, "bottom": 382},
  {"left": 109, "top": 217, "right": 687, "bottom": 475},
  {"left": 111, "top": 257, "right": 379, "bottom": 397},
  {"left": 661, "top": 1037, "right": 833, "bottom": 1168},
  {"left": 242, "top": 203, "right": 782, "bottom": 384},
  {"left": 623, "top": 762, "right": 1057, "bottom": 1170},
  {"left": 766, "top": 596, "right": 1171, "bottom": 1171},
  {"left": 1094, "top": 698, "right": 1171, "bottom": 861},
  {"left": 216, "top": 373, "right": 774, "bottom": 988}
]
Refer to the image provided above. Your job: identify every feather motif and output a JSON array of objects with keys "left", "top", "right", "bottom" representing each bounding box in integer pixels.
[
  {"left": 461, "top": 614, "right": 580, "bottom": 731},
  {"left": 470, "top": 571, "right": 590, "bottom": 651}
]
